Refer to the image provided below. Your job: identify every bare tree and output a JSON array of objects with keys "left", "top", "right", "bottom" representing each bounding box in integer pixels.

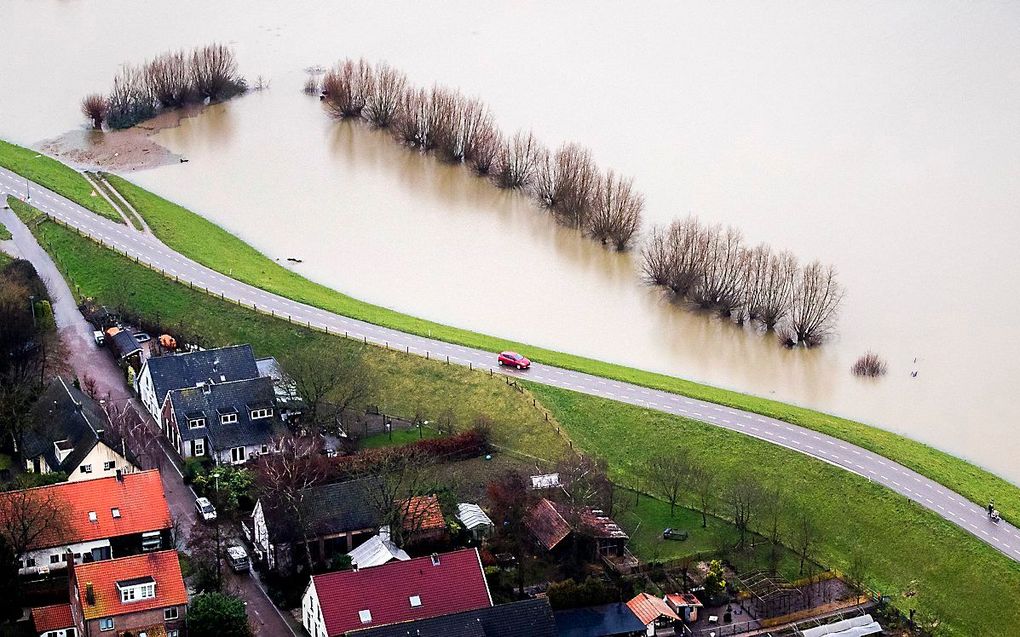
[
  {"left": 461, "top": 98, "right": 498, "bottom": 172},
  {"left": 641, "top": 449, "right": 691, "bottom": 517},
  {"left": 492, "top": 130, "right": 540, "bottom": 189},
  {"left": 432, "top": 87, "right": 467, "bottom": 162},
  {"left": 360, "top": 451, "right": 436, "bottom": 548},
  {"left": 692, "top": 224, "right": 745, "bottom": 315},
  {"left": 556, "top": 454, "right": 614, "bottom": 514},
  {"left": 745, "top": 247, "right": 798, "bottom": 329},
  {"left": 0, "top": 485, "right": 70, "bottom": 561},
  {"left": 363, "top": 62, "right": 406, "bottom": 127},
  {"left": 761, "top": 486, "right": 784, "bottom": 573},
  {"left": 322, "top": 58, "right": 373, "bottom": 118},
  {"left": 190, "top": 44, "right": 246, "bottom": 102},
  {"left": 789, "top": 261, "right": 844, "bottom": 346},
  {"left": 145, "top": 51, "right": 193, "bottom": 108},
  {"left": 533, "top": 143, "right": 599, "bottom": 229},
  {"left": 392, "top": 86, "right": 441, "bottom": 150},
  {"left": 106, "top": 65, "right": 155, "bottom": 129},
  {"left": 80, "top": 94, "right": 109, "bottom": 129},
  {"left": 283, "top": 343, "right": 375, "bottom": 435},
  {"left": 102, "top": 400, "right": 164, "bottom": 473},
  {"left": 790, "top": 507, "right": 819, "bottom": 575},
  {"left": 688, "top": 463, "right": 716, "bottom": 528},
  {"left": 587, "top": 170, "right": 643, "bottom": 250},
  {"left": 727, "top": 471, "right": 765, "bottom": 550}
]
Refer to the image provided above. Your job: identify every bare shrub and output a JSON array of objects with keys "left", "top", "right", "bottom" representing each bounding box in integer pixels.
[
  {"left": 392, "top": 86, "right": 440, "bottom": 150},
  {"left": 493, "top": 130, "right": 541, "bottom": 189},
  {"left": 691, "top": 224, "right": 745, "bottom": 314},
  {"left": 851, "top": 352, "right": 887, "bottom": 377},
  {"left": 744, "top": 245, "right": 798, "bottom": 329},
  {"left": 145, "top": 51, "right": 192, "bottom": 107},
  {"left": 641, "top": 226, "right": 674, "bottom": 287},
  {"left": 533, "top": 143, "right": 599, "bottom": 228},
  {"left": 789, "top": 261, "right": 845, "bottom": 346},
  {"left": 363, "top": 62, "right": 407, "bottom": 127},
  {"left": 587, "top": 170, "right": 643, "bottom": 250},
  {"left": 432, "top": 87, "right": 467, "bottom": 162},
  {"left": 190, "top": 44, "right": 247, "bottom": 101},
  {"left": 322, "top": 58, "right": 373, "bottom": 118},
  {"left": 80, "top": 93, "right": 109, "bottom": 129},
  {"left": 466, "top": 116, "right": 501, "bottom": 175},
  {"left": 303, "top": 74, "right": 321, "bottom": 95},
  {"left": 106, "top": 65, "right": 155, "bottom": 129}
]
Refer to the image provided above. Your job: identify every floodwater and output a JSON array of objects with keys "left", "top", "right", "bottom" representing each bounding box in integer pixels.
[{"left": 2, "top": 1, "right": 1019, "bottom": 483}]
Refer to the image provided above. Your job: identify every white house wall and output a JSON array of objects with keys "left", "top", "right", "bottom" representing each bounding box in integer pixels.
[
  {"left": 20, "top": 539, "right": 111, "bottom": 576},
  {"left": 65, "top": 443, "right": 135, "bottom": 483},
  {"left": 301, "top": 580, "right": 328, "bottom": 637}
]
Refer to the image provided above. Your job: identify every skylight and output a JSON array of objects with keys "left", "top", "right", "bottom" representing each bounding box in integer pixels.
[
  {"left": 358, "top": 609, "right": 372, "bottom": 624},
  {"left": 409, "top": 595, "right": 421, "bottom": 608}
]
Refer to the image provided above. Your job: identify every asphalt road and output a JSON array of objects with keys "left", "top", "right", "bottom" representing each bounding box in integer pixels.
[
  {"left": 1, "top": 202, "right": 297, "bottom": 637},
  {"left": 3, "top": 166, "right": 1018, "bottom": 565}
]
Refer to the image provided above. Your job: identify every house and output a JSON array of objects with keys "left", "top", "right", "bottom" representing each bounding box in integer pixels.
[
  {"left": 21, "top": 377, "right": 138, "bottom": 482},
  {"left": 626, "top": 593, "right": 680, "bottom": 636},
  {"left": 65, "top": 550, "right": 188, "bottom": 637},
  {"left": 526, "top": 499, "right": 629, "bottom": 560},
  {"left": 106, "top": 328, "right": 142, "bottom": 368},
  {"left": 347, "top": 531, "right": 410, "bottom": 569},
  {"left": 251, "top": 477, "right": 382, "bottom": 573},
  {"left": 553, "top": 603, "right": 646, "bottom": 637},
  {"left": 400, "top": 495, "right": 447, "bottom": 546},
  {"left": 256, "top": 355, "right": 304, "bottom": 419},
  {"left": 347, "top": 598, "right": 558, "bottom": 637},
  {"left": 302, "top": 548, "right": 492, "bottom": 637},
  {"left": 664, "top": 593, "right": 703, "bottom": 623},
  {"left": 0, "top": 470, "right": 172, "bottom": 576},
  {"left": 135, "top": 344, "right": 261, "bottom": 422},
  {"left": 31, "top": 603, "right": 75, "bottom": 637},
  {"left": 162, "top": 375, "right": 285, "bottom": 464},
  {"left": 456, "top": 502, "right": 494, "bottom": 542}
]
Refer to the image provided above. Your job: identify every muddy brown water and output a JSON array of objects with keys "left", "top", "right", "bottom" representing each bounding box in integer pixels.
[{"left": 2, "top": 1, "right": 1019, "bottom": 483}]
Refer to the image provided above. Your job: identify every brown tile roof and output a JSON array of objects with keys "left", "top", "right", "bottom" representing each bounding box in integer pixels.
[
  {"left": 401, "top": 495, "right": 445, "bottom": 532},
  {"left": 626, "top": 593, "right": 680, "bottom": 626},
  {"left": 0, "top": 470, "right": 171, "bottom": 550},
  {"left": 74, "top": 550, "right": 187, "bottom": 620},
  {"left": 525, "top": 499, "right": 572, "bottom": 551},
  {"left": 665, "top": 592, "right": 703, "bottom": 608},
  {"left": 31, "top": 604, "right": 73, "bottom": 632}
]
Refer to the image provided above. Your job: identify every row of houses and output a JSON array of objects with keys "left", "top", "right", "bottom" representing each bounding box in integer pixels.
[{"left": 0, "top": 471, "right": 188, "bottom": 637}]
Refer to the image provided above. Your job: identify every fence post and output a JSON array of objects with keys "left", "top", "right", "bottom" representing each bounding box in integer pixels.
[
  {"left": 446, "top": 355, "right": 449, "bottom": 364},
  {"left": 426, "top": 352, "right": 429, "bottom": 360}
]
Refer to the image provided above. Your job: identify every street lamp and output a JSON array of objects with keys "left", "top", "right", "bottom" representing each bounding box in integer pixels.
[{"left": 28, "top": 295, "right": 37, "bottom": 328}]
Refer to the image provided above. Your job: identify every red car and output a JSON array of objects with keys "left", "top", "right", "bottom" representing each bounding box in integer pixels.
[{"left": 497, "top": 351, "right": 531, "bottom": 369}]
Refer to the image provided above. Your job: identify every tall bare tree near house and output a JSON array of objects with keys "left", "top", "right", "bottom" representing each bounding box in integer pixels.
[
  {"left": 0, "top": 484, "right": 70, "bottom": 564},
  {"left": 556, "top": 454, "right": 614, "bottom": 514},
  {"left": 587, "top": 170, "right": 643, "bottom": 250},
  {"left": 693, "top": 224, "right": 745, "bottom": 316},
  {"left": 359, "top": 450, "right": 436, "bottom": 548},
  {"left": 102, "top": 400, "right": 164, "bottom": 473},
  {"left": 283, "top": 343, "right": 375, "bottom": 435},
  {"left": 363, "top": 62, "right": 407, "bottom": 128},
  {"left": 727, "top": 471, "right": 765, "bottom": 550},
  {"left": 492, "top": 130, "right": 540, "bottom": 189},
  {"left": 790, "top": 507, "right": 819, "bottom": 576},
  {"left": 641, "top": 449, "right": 692, "bottom": 517},
  {"left": 789, "top": 261, "right": 845, "bottom": 346},
  {"left": 688, "top": 463, "right": 716, "bottom": 528}
]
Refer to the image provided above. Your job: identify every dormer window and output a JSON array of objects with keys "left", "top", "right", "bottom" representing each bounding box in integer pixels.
[
  {"left": 117, "top": 576, "right": 156, "bottom": 603},
  {"left": 409, "top": 595, "right": 422, "bottom": 608},
  {"left": 358, "top": 610, "right": 372, "bottom": 624},
  {"left": 54, "top": 439, "right": 74, "bottom": 463},
  {"left": 250, "top": 408, "right": 272, "bottom": 420},
  {"left": 188, "top": 418, "right": 206, "bottom": 429},
  {"left": 220, "top": 413, "right": 238, "bottom": 425}
]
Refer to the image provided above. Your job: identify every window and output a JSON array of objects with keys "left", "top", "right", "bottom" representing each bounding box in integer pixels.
[
  {"left": 103, "top": 461, "right": 115, "bottom": 471},
  {"left": 80, "top": 464, "right": 93, "bottom": 474},
  {"left": 220, "top": 413, "right": 238, "bottom": 425},
  {"left": 250, "top": 408, "right": 273, "bottom": 420},
  {"left": 88, "top": 511, "right": 98, "bottom": 523},
  {"left": 142, "top": 531, "right": 162, "bottom": 552},
  {"left": 25, "top": 558, "right": 36, "bottom": 567},
  {"left": 99, "top": 618, "right": 114, "bottom": 631},
  {"left": 112, "top": 507, "right": 121, "bottom": 518},
  {"left": 230, "top": 446, "right": 245, "bottom": 464},
  {"left": 120, "top": 582, "right": 155, "bottom": 603},
  {"left": 122, "top": 587, "right": 136, "bottom": 602},
  {"left": 50, "top": 554, "right": 62, "bottom": 564},
  {"left": 188, "top": 418, "right": 206, "bottom": 429},
  {"left": 358, "top": 610, "right": 372, "bottom": 624},
  {"left": 169, "top": 632, "right": 179, "bottom": 637},
  {"left": 165, "top": 607, "right": 179, "bottom": 621},
  {"left": 193, "top": 439, "right": 205, "bottom": 456},
  {"left": 409, "top": 595, "right": 421, "bottom": 608},
  {"left": 260, "top": 444, "right": 269, "bottom": 455}
]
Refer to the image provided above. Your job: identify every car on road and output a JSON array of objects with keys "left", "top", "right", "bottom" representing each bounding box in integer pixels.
[
  {"left": 195, "top": 496, "right": 217, "bottom": 522},
  {"left": 134, "top": 332, "right": 152, "bottom": 343},
  {"left": 497, "top": 351, "right": 531, "bottom": 369},
  {"left": 226, "top": 545, "right": 250, "bottom": 573}
]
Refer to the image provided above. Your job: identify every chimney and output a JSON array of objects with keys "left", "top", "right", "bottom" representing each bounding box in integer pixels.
[
  {"left": 115, "top": 469, "right": 123, "bottom": 482},
  {"left": 430, "top": 553, "right": 440, "bottom": 566},
  {"left": 86, "top": 582, "right": 96, "bottom": 606}
]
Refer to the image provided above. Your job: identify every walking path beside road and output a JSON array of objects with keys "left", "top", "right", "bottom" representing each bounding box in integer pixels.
[
  {"left": 3, "top": 167, "right": 1018, "bottom": 565},
  {"left": 0, "top": 202, "right": 295, "bottom": 637}
]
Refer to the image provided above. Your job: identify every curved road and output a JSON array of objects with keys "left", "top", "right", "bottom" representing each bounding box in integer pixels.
[{"left": 3, "top": 166, "right": 1018, "bottom": 564}]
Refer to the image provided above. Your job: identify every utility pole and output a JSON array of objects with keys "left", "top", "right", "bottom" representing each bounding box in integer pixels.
[
  {"left": 28, "top": 295, "right": 37, "bottom": 328},
  {"left": 213, "top": 470, "right": 223, "bottom": 591}
]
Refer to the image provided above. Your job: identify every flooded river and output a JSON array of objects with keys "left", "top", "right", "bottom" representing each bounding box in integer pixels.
[{"left": 3, "top": 1, "right": 1019, "bottom": 482}]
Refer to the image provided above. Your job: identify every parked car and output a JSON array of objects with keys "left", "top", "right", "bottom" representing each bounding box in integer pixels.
[
  {"left": 497, "top": 351, "right": 531, "bottom": 369},
  {"left": 195, "top": 496, "right": 217, "bottom": 522},
  {"left": 134, "top": 332, "right": 152, "bottom": 343},
  {"left": 93, "top": 331, "right": 105, "bottom": 346},
  {"left": 226, "top": 545, "right": 250, "bottom": 573}
]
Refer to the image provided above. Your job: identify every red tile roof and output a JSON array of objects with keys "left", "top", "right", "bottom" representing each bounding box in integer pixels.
[
  {"left": 32, "top": 603, "right": 74, "bottom": 631},
  {"left": 74, "top": 550, "right": 187, "bottom": 620},
  {"left": 525, "top": 499, "right": 572, "bottom": 551},
  {"left": 665, "top": 593, "right": 703, "bottom": 608},
  {"left": 626, "top": 593, "right": 680, "bottom": 626},
  {"left": 311, "top": 548, "right": 492, "bottom": 636},
  {"left": 401, "top": 495, "right": 445, "bottom": 532},
  {"left": 0, "top": 470, "right": 171, "bottom": 550}
]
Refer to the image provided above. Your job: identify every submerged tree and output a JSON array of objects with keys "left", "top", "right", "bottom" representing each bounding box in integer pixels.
[
  {"left": 587, "top": 170, "right": 643, "bottom": 250},
  {"left": 692, "top": 224, "right": 745, "bottom": 315},
  {"left": 789, "top": 261, "right": 844, "bottom": 346},
  {"left": 190, "top": 44, "right": 247, "bottom": 101},
  {"left": 363, "top": 62, "right": 407, "bottom": 128},
  {"left": 322, "top": 58, "right": 374, "bottom": 118},
  {"left": 492, "top": 130, "right": 541, "bottom": 189},
  {"left": 80, "top": 94, "right": 109, "bottom": 129}
]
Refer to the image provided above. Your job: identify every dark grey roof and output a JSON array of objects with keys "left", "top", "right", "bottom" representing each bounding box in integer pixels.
[
  {"left": 167, "top": 376, "right": 284, "bottom": 451},
  {"left": 348, "top": 599, "right": 558, "bottom": 637},
  {"left": 22, "top": 377, "right": 126, "bottom": 473},
  {"left": 109, "top": 330, "right": 142, "bottom": 360},
  {"left": 553, "top": 603, "right": 645, "bottom": 637},
  {"left": 146, "top": 344, "right": 260, "bottom": 410},
  {"left": 262, "top": 477, "right": 383, "bottom": 544}
]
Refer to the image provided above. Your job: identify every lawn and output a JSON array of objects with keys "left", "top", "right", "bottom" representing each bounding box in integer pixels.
[
  {"left": 0, "top": 221, "right": 11, "bottom": 241},
  {"left": 94, "top": 172, "right": 1020, "bottom": 526},
  {"left": 359, "top": 427, "right": 443, "bottom": 449},
  {"left": 13, "top": 201, "right": 569, "bottom": 462},
  {"left": 526, "top": 382, "right": 1020, "bottom": 637},
  {"left": 0, "top": 139, "right": 122, "bottom": 223}
]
